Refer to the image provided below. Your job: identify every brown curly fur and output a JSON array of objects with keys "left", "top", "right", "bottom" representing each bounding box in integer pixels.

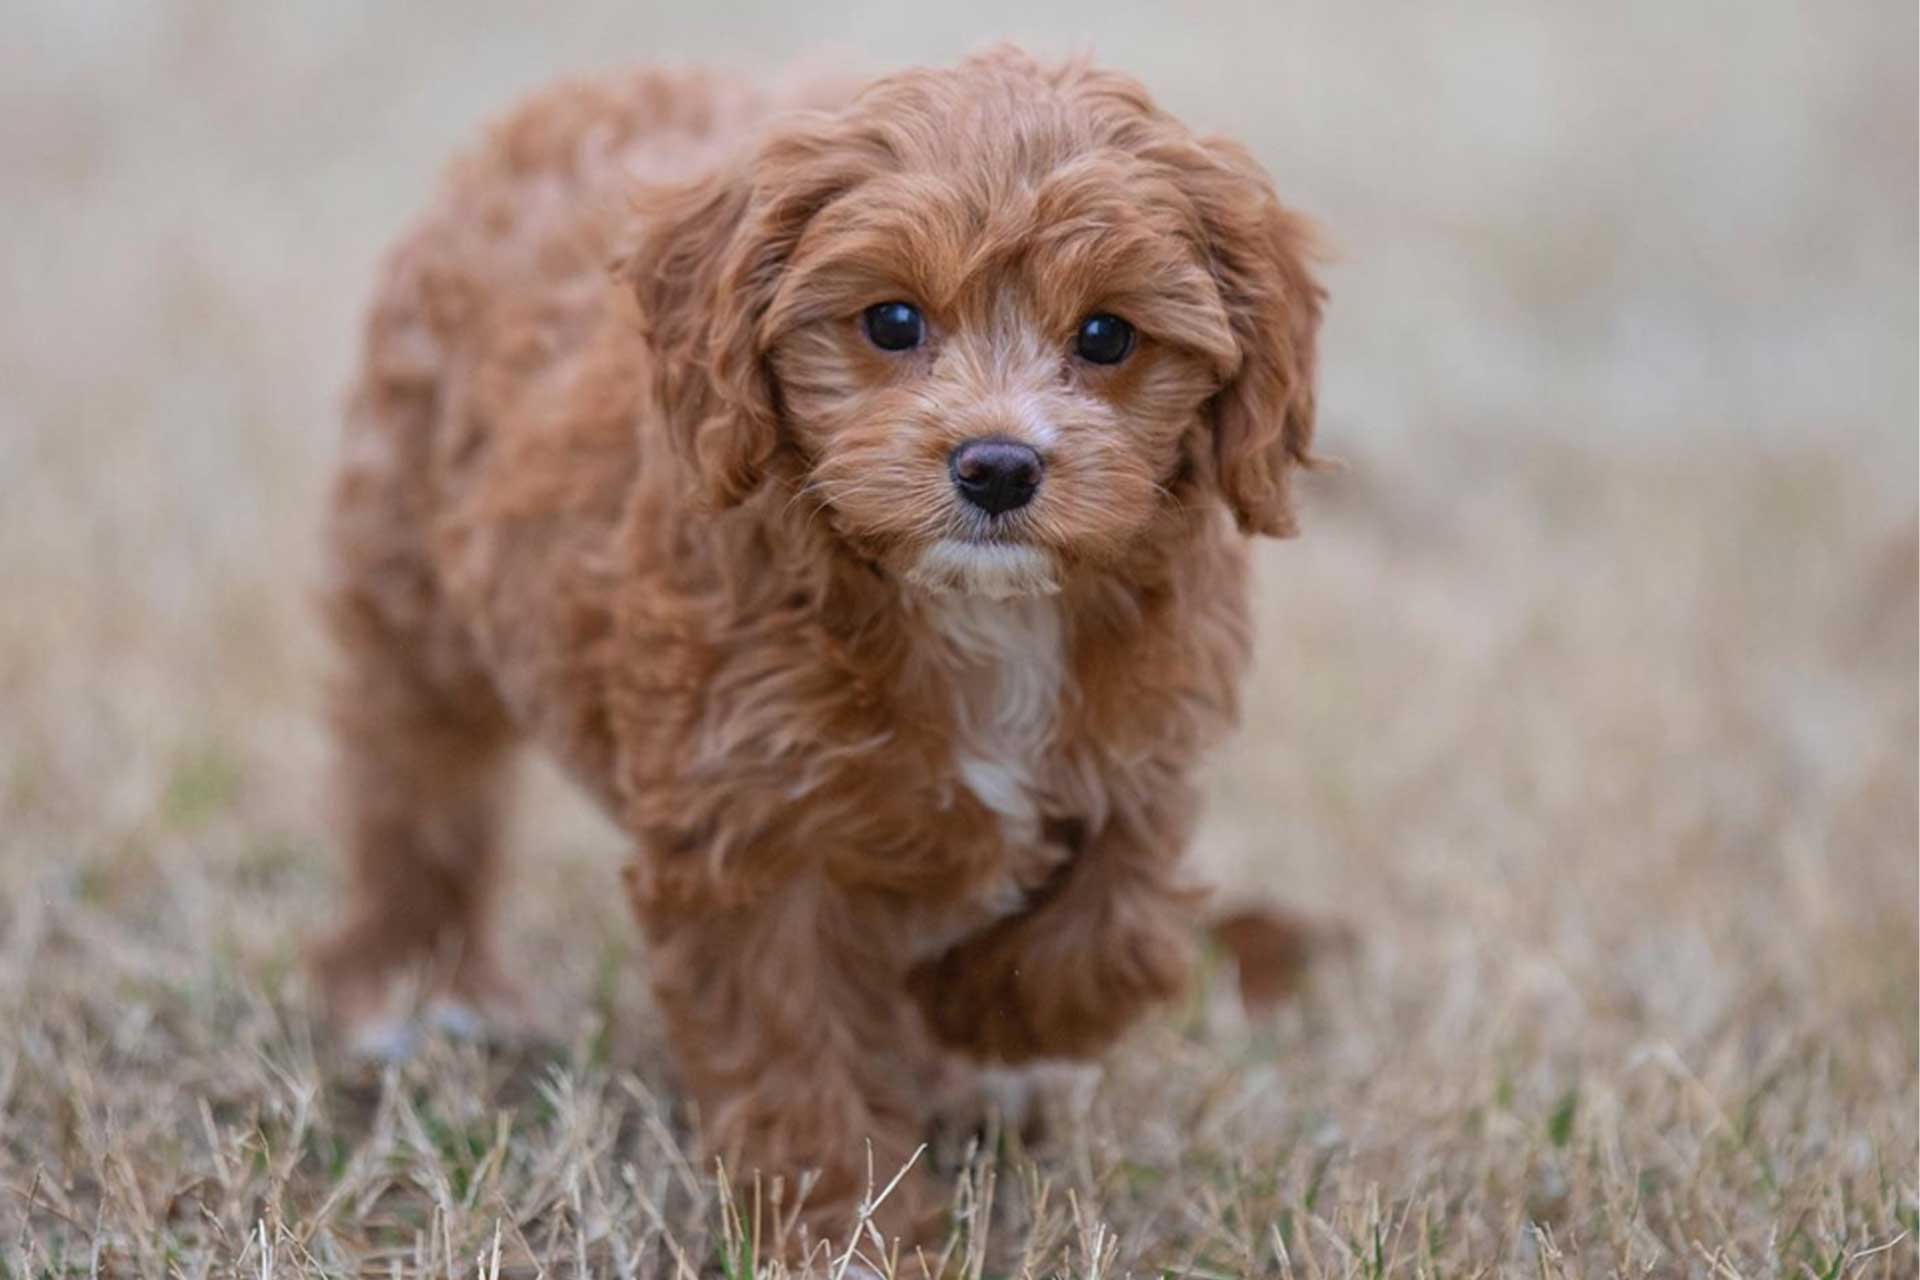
[{"left": 315, "top": 47, "right": 1324, "bottom": 1250}]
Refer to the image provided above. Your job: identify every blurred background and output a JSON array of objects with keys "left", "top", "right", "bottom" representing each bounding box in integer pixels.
[{"left": 0, "top": 1, "right": 1913, "bottom": 1273}]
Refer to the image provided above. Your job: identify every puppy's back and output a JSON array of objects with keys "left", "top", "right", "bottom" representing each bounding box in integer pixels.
[{"left": 327, "top": 66, "right": 854, "bottom": 786}]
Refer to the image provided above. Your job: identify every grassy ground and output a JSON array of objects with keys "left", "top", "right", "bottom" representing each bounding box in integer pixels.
[{"left": 2, "top": 2, "right": 1915, "bottom": 1276}]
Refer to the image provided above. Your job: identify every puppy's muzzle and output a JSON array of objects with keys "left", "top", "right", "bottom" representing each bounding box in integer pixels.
[{"left": 949, "top": 439, "right": 1042, "bottom": 516}]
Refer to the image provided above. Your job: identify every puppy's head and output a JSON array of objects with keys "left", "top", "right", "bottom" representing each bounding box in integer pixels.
[{"left": 627, "top": 49, "right": 1324, "bottom": 599}]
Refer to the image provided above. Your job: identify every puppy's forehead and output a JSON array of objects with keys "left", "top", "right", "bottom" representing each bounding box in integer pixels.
[
  {"left": 848, "top": 55, "right": 1157, "bottom": 172},
  {"left": 768, "top": 68, "right": 1233, "bottom": 356},
  {"left": 797, "top": 156, "right": 1194, "bottom": 282}
]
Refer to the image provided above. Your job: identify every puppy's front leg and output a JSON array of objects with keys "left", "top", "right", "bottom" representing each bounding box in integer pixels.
[
  {"left": 633, "top": 874, "right": 942, "bottom": 1253},
  {"left": 909, "top": 799, "right": 1204, "bottom": 1064}
]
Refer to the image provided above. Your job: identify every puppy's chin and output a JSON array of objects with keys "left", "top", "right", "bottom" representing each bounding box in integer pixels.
[{"left": 904, "top": 539, "right": 1062, "bottom": 600}]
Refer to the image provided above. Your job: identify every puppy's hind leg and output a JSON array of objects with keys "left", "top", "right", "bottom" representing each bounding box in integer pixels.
[
  {"left": 313, "top": 397, "right": 523, "bottom": 1056},
  {"left": 311, "top": 611, "right": 524, "bottom": 1057},
  {"left": 312, "top": 614, "right": 526, "bottom": 1057}
]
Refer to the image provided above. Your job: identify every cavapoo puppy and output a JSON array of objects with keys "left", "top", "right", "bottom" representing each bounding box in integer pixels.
[{"left": 316, "top": 46, "right": 1324, "bottom": 1249}]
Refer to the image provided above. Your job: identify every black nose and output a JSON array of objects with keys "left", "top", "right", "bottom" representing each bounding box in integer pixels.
[{"left": 949, "top": 439, "right": 1042, "bottom": 515}]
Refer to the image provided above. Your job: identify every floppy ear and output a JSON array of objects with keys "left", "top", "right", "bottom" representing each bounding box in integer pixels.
[
  {"left": 621, "top": 153, "right": 800, "bottom": 508},
  {"left": 1185, "top": 139, "right": 1326, "bottom": 538}
]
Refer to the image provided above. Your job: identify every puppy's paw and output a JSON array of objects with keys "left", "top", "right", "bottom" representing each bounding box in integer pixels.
[
  {"left": 311, "top": 928, "right": 412, "bottom": 1055},
  {"left": 345, "top": 1012, "right": 421, "bottom": 1064},
  {"left": 909, "top": 913, "right": 1191, "bottom": 1063},
  {"left": 313, "top": 929, "right": 536, "bottom": 1061},
  {"left": 332, "top": 993, "right": 533, "bottom": 1066},
  {"left": 906, "top": 932, "right": 1033, "bottom": 1061}
]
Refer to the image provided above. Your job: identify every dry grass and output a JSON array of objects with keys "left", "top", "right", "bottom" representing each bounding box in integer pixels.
[{"left": 1, "top": 2, "right": 1914, "bottom": 1276}]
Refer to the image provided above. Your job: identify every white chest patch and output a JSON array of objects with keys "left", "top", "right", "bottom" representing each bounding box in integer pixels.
[{"left": 920, "top": 591, "right": 1065, "bottom": 846}]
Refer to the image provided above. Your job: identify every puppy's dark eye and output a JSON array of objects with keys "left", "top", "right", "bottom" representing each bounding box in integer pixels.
[
  {"left": 1074, "top": 313, "right": 1134, "bottom": 365},
  {"left": 862, "top": 301, "right": 924, "bottom": 352}
]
